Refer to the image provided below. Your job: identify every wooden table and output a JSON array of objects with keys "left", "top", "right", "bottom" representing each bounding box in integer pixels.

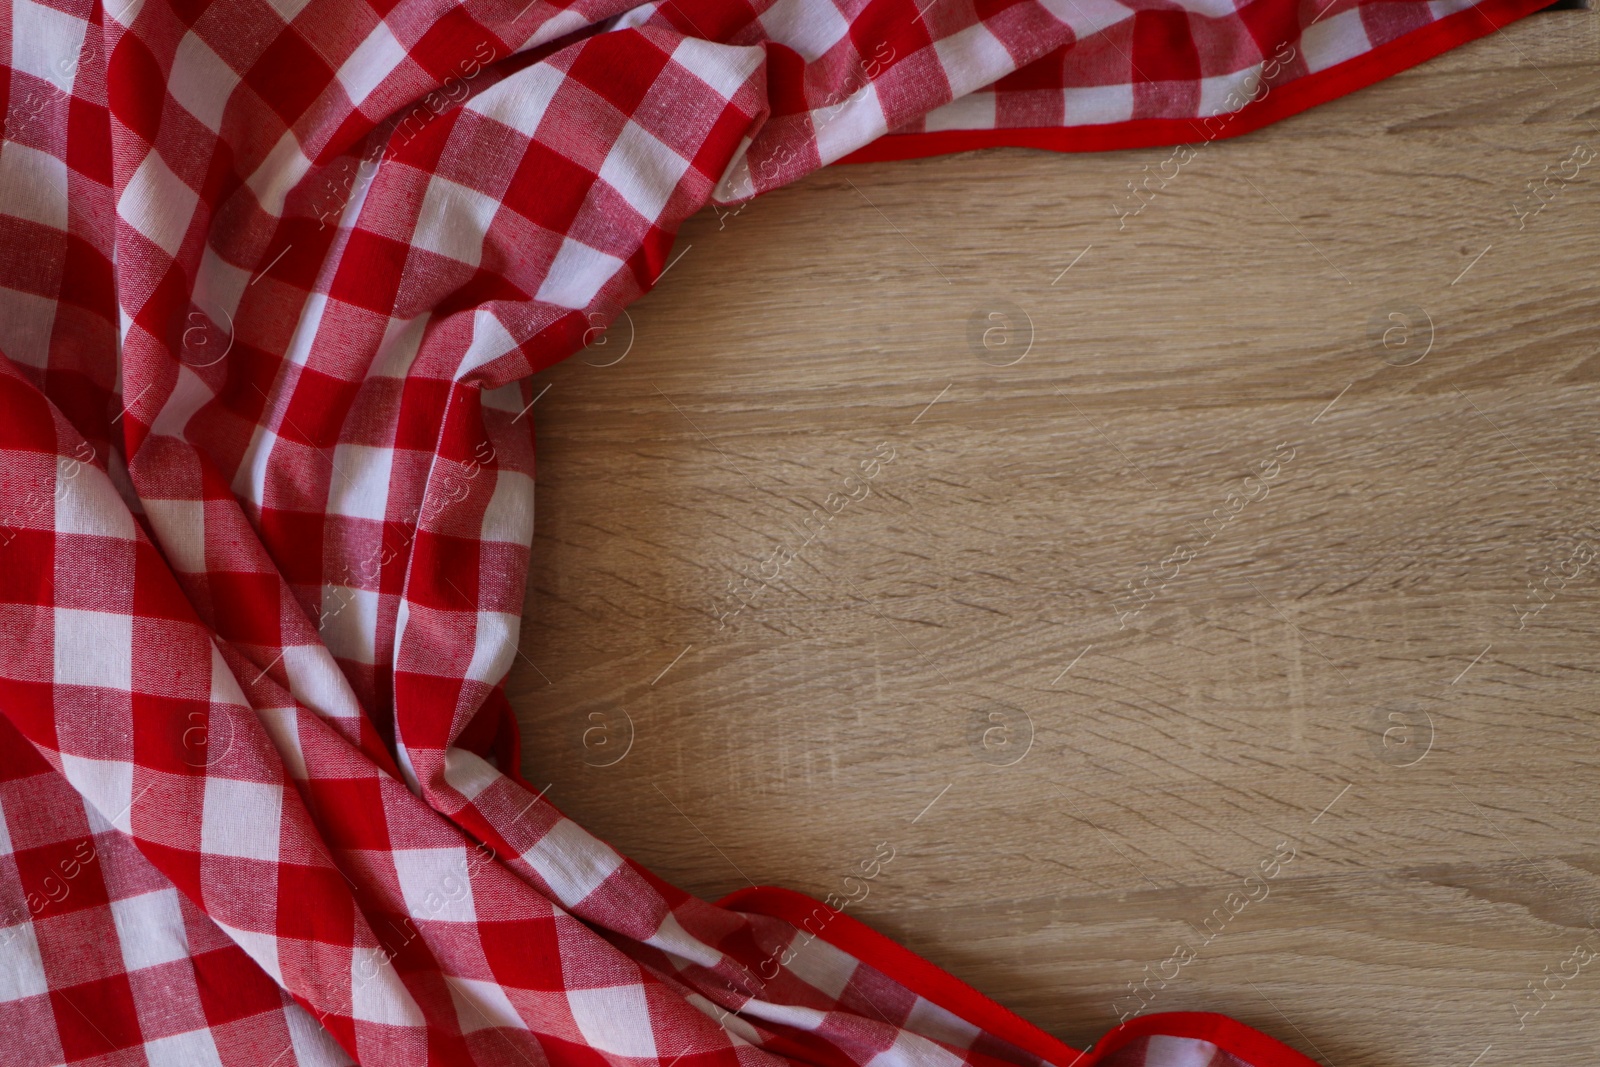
[{"left": 508, "top": 13, "right": 1600, "bottom": 1066}]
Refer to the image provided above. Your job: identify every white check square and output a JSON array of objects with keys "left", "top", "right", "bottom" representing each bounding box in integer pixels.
[
  {"left": 200, "top": 777, "right": 282, "bottom": 862},
  {"left": 392, "top": 848, "right": 477, "bottom": 923},
  {"left": 110, "top": 888, "right": 191, "bottom": 971},
  {"left": 524, "top": 818, "right": 620, "bottom": 906},
  {"left": 568, "top": 985, "right": 658, "bottom": 1058},
  {"left": 54, "top": 608, "right": 132, "bottom": 690},
  {"left": 598, "top": 122, "right": 691, "bottom": 224},
  {"left": 119, "top": 151, "right": 199, "bottom": 257},
  {"left": 535, "top": 238, "right": 623, "bottom": 310},
  {"left": 169, "top": 31, "right": 240, "bottom": 134}
]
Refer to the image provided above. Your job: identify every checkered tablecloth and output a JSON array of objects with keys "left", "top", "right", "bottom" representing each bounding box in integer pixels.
[{"left": 0, "top": 0, "right": 1538, "bottom": 1063}]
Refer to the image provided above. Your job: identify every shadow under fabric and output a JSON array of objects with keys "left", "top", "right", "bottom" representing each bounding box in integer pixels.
[{"left": 0, "top": 0, "right": 1545, "bottom": 1063}]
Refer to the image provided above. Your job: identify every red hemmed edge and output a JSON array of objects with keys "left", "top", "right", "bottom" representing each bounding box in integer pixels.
[
  {"left": 1079, "top": 1012, "right": 1321, "bottom": 1067},
  {"left": 718, "top": 886, "right": 1086, "bottom": 1067},
  {"left": 719, "top": 885, "right": 1321, "bottom": 1067},
  {"left": 836, "top": 0, "right": 1550, "bottom": 163}
]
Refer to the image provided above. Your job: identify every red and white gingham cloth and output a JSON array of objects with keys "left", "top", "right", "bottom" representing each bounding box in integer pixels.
[{"left": 0, "top": 0, "right": 1540, "bottom": 1063}]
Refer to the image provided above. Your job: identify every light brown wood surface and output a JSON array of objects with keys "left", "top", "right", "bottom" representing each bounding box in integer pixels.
[{"left": 507, "top": 13, "right": 1600, "bottom": 1066}]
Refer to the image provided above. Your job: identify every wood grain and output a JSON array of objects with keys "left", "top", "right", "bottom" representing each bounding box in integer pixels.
[{"left": 507, "top": 13, "right": 1600, "bottom": 1066}]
